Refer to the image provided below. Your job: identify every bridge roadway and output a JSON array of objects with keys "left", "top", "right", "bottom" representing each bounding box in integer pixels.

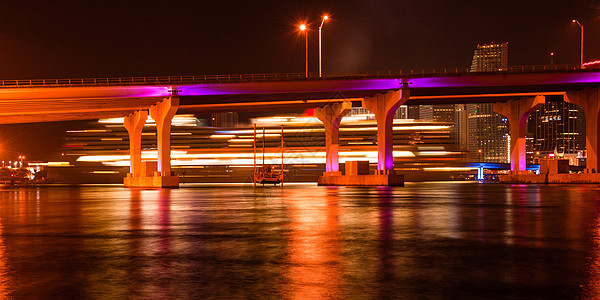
[
  {"left": 1, "top": 68, "right": 599, "bottom": 186},
  {"left": 0, "top": 69, "right": 595, "bottom": 123}
]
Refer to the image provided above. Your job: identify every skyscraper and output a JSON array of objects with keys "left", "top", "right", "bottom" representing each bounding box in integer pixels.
[
  {"left": 467, "top": 43, "right": 510, "bottom": 162},
  {"left": 455, "top": 104, "right": 468, "bottom": 151},
  {"left": 527, "top": 98, "right": 586, "bottom": 165},
  {"left": 211, "top": 112, "right": 238, "bottom": 128},
  {"left": 470, "top": 42, "right": 508, "bottom": 72}
]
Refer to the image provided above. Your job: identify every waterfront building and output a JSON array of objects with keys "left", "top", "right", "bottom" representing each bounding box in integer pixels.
[{"left": 527, "top": 98, "right": 586, "bottom": 165}]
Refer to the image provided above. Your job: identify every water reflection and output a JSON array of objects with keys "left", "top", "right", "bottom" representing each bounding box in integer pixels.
[
  {"left": 376, "top": 187, "right": 395, "bottom": 298},
  {"left": 0, "top": 211, "right": 10, "bottom": 298},
  {"left": 0, "top": 183, "right": 596, "bottom": 298},
  {"left": 283, "top": 187, "right": 342, "bottom": 299},
  {"left": 583, "top": 187, "right": 600, "bottom": 298}
]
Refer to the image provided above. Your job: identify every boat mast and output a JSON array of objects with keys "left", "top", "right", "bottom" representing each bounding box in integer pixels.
[
  {"left": 253, "top": 124, "right": 256, "bottom": 188},
  {"left": 281, "top": 124, "right": 284, "bottom": 187}
]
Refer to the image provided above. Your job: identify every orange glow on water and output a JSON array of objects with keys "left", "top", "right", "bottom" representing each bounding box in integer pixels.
[
  {"left": 284, "top": 188, "right": 341, "bottom": 299},
  {"left": 0, "top": 213, "right": 9, "bottom": 298}
]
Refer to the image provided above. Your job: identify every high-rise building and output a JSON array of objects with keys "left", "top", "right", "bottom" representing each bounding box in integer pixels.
[
  {"left": 432, "top": 105, "right": 456, "bottom": 122},
  {"left": 455, "top": 104, "right": 468, "bottom": 151},
  {"left": 467, "top": 42, "right": 510, "bottom": 162},
  {"left": 211, "top": 112, "right": 238, "bottom": 128},
  {"left": 527, "top": 98, "right": 586, "bottom": 165},
  {"left": 417, "top": 105, "right": 456, "bottom": 122},
  {"left": 467, "top": 104, "right": 509, "bottom": 162},
  {"left": 470, "top": 42, "right": 508, "bottom": 72}
]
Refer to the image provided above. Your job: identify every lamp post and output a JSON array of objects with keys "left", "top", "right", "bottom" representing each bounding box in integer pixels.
[
  {"left": 299, "top": 24, "right": 308, "bottom": 77},
  {"left": 572, "top": 19, "right": 583, "bottom": 67},
  {"left": 319, "top": 15, "right": 329, "bottom": 78},
  {"left": 550, "top": 52, "right": 554, "bottom": 65}
]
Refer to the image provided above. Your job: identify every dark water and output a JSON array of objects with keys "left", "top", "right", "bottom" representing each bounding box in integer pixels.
[{"left": 0, "top": 182, "right": 599, "bottom": 299}]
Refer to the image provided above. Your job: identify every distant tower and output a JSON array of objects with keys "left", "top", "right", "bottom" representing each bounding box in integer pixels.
[
  {"left": 467, "top": 42, "right": 510, "bottom": 162},
  {"left": 211, "top": 112, "right": 238, "bottom": 128},
  {"left": 455, "top": 104, "right": 468, "bottom": 151},
  {"left": 470, "top": 42, "right": 509, "bottom": 72}
]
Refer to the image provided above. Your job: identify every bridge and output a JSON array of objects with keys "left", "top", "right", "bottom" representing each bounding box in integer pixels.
[{"left": 2, "top": 66, "right": 600, "bottom": 186}]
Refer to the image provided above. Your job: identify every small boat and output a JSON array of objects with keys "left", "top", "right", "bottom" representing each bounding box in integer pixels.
[
  {"left": 254, "top": 165, "right": 282, "bottom": 185},
  {"left": 253, "top": 124, "right": 284, "bottom": 187}
]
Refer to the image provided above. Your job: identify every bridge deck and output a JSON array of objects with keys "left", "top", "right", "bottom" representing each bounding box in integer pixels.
[{"left": 0, "top": 66, "right": 596, "bottom": 124}]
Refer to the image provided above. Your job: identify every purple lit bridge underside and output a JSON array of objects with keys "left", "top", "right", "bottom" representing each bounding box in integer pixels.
[{"left": 0, "top": 71, "right": 597, "bottom": 124}]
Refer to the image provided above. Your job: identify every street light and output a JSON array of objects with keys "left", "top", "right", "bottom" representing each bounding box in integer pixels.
[
  {"left": 299, "top": 24, "right": 308, "bottom": 77},
  {"left": 550, "top": 52, "right": 554, "bottom": 65},
  {"left": 319, "top": 15, "right": 329, "bottom": 78},
  {"left": 572, "top": 19, "right": 583, "bottom": 67}
]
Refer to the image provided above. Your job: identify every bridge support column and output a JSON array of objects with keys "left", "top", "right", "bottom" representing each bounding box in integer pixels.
[
  {"left": 315, "top": 101, "right": 352, "bottom": 175},
  {"left": 566, "top": 88, "right": 600, "bottom": 173},
  {"left": 362, "top": 89, "right": 410, "bottom": 173},
  {"left": 124, "top": 110, "right": 148, "bottom": 177},
  {"left": 493, "top": 95, "right": 545, "bottom": 174},
  {"left": 150, "top": 96, "right": 179, "bottom": 180}
]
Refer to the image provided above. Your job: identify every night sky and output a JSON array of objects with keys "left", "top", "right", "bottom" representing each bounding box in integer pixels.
[{"left": 0, "top": 0, "right": 598, "bottom": 161}]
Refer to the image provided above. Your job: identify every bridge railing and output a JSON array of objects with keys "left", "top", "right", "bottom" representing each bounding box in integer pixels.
[
  {"left": 355, "top": 64, "right": 578, "bottom": 76},
  {"left": 0, "top": 64, "right": 581, "bottom": 87}
]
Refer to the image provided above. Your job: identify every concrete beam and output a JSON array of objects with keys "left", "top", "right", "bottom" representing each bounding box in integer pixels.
[
  {"left": 493, "top": 95, "right": 545, "bottom": 173},
  {"left": 124, "top": 110, "right": 148, "bottom": 177},
  {"left": 149, "top": 96, "right": 179, "bottom": 176},
  {"left": 565, "top": 88, "right": 600, "bottom": 172},
  {"left": 362, "top": 89, "right": 410, "bottom": 172},
  {"left": 314, "top": 101, "right": 352, "bottom": 173}
]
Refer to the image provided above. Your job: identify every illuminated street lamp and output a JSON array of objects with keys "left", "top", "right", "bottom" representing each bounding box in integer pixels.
[
  {"left": 550, "top": 52, "right": 554, "bottom": 65},
  {"left": 299, "top": 24, "right": 308, "bottom": 77},
  {"left": 319, "top": 15, "right": 329, "bottom": 78},
  {"left": 572, "top": 19, "right": 583, "bottom": 67}
]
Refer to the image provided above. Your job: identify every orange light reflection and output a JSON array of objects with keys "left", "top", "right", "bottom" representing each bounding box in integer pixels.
[{"left": 283, "top": 188, "right": 341, "bottom": 299}]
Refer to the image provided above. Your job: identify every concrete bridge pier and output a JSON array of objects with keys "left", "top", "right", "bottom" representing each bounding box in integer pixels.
[
  {"left": 149, "top": 96, "right": 180, "bottom": 187},
  {"left": 566, "top": 88, "right": 600, "bottom": 173},
  {"left": 318, "top": 89, "right": 407, "bottom": 186},
  {"left": 314, "top": 100, "right": 352, "bottom": 175},
  {"left": 362, "top": 89, "right": 410, "bottom": 173},
  {"left": 494, "top": 95, "right": 545, "bottom": 174},
  {"left": 124, "top": 110, "right": 148, "bottom": 178},
  {"left": 124, "top": 96, "right": 179, "bottom": 188}
]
